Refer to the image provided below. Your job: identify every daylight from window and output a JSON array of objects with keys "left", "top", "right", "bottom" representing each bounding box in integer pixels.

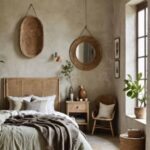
[{"left": 137, "top": 6, "right": 148, "bottom": 106}]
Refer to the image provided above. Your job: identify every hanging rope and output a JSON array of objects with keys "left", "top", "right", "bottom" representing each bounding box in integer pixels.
[
  {"left": 79, "top": 25, "right": 93, "bottom": 37},
  {"left": 85, "top": 0, "right": 87, "bottom": 28},
  {"left": 79, "top": 0, "right": 93, "bottom": 37},
  {"left": 25, "top": 3, "right": 38, "bottom": 17}
]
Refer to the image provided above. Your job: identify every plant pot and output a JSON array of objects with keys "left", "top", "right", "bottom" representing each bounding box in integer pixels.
[{"left": 134, "top": 107, "right": 146, "bottom": 119}]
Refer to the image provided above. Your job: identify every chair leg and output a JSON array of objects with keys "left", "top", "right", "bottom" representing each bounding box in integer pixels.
[
  {"left": 92, "top": 120, "right": 96, "bottom": 135},
  {"left": 109, "top": 121, "right": 114, "bottom": 137}
]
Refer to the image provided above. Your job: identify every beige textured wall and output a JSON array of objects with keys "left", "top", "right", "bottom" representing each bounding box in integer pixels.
[
  {"left": 113, "top": 0, "right": 127, "bottom": 133},
  {"left": 0, "top": 0, "right": 115, "bottom": 113}
]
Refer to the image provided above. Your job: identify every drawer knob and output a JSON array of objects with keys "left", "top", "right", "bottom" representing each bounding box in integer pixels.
[{"left": 76, "top": 106, "right": 79, "bottom": 109}]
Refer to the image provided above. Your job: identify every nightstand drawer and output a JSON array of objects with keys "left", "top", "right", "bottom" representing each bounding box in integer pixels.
[{"left": 67, "top": 102, "right": 87, "bottom": 112}]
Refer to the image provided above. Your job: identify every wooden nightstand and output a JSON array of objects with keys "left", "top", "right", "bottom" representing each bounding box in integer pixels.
[{"left": 66, "top": 101, "right": 89, "bottom": 130}]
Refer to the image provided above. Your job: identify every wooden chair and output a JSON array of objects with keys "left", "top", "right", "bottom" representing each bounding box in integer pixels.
[{"left": 91, "top": 95, "right": 117, "bottom": 136}]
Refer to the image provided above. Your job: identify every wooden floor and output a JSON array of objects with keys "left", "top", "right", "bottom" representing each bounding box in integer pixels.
[{"left": 86, "top": 134, "right": 119, "bottom": 150}]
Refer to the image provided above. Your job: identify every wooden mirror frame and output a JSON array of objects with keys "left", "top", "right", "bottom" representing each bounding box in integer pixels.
[{"left": 69, "top": 36, "right": 101, "bottom": 70}]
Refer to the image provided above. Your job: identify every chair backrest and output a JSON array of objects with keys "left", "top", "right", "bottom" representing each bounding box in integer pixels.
[{"left": 94, "top": 95, "right": 117, "bottom": 115}]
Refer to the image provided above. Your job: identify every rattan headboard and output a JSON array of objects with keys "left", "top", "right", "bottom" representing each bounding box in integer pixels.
[{"left": 3, "top": 77, "right": 60, "bottom": 111}]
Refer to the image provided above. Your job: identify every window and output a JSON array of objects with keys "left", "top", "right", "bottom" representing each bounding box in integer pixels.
[{"left": 137, "top": 2, "right": 148, "bottom": 106}]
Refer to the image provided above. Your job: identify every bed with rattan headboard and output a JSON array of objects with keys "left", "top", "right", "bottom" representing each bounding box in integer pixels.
[
  {"left": 0, "top": 77, "right": 92, "bottom": 150},
  {"left": 3, "top": 77, "right": 60, "bottom": 111}
]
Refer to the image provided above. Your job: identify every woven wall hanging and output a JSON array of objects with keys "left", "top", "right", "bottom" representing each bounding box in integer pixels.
[{"left": 20, "top": 4, "right": 43, "bottom": 58}]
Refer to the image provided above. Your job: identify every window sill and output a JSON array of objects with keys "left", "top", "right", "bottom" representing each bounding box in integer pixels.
[{"left": 126, "top": 115, "right": 146, "bottom": 125}]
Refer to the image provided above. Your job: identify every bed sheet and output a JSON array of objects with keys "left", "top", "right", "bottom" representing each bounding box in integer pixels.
[{"left": 0, "top": 110, "right": 92, "bottom": 150}]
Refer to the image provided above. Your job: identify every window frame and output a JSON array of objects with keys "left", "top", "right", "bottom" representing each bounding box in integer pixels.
[{"left": 136, "top": 1, "right": 148, "bottom": 106}]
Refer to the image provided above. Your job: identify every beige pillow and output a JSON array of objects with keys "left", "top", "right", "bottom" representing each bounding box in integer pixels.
[
  {"left": 8, "top": 96, "right": 32, "bottom": 110},
  {"left": 9, "top": 99, "right": 22, "bottom": 110},
  {"left": 97, "top": 102, "right": 115, "bottom": 118},
  {"left": 23, "top": 100, "right": 48, "bottom": 113}
]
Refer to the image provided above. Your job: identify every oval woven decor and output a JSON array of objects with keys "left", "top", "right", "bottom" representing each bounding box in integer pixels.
[{"left": 20, "top": 16, "right": 43, "bottom": 58}]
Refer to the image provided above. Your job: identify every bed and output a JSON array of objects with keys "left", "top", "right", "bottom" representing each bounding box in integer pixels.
[{"left": 0, "top": 77, "right": 92, "bottom": 150}]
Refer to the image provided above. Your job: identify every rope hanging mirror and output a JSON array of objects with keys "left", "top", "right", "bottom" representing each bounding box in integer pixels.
[
  {"left": 79, "top": 0, "right": 92, "bottom": 37},
  {"left": 69, "top": 0, "right": 101, "bottom": 71},
  {"left": 20, "top": 3, "right": 44, "bottom": 58}
]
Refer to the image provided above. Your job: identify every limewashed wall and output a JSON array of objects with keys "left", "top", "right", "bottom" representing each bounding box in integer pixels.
[{"left": 0, "top": 0, "right": 115, "bottom": 113}]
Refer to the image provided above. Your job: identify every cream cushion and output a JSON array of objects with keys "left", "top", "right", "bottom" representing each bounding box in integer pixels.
[
  {"left": 31, "top": 95, "right": 56, "bottom": 113},
  {"left": 97, "top": 102, "right": 115, "bottom": 118},
  {"left": 8, "top": 96, "right": 32, "bottom": 110}
]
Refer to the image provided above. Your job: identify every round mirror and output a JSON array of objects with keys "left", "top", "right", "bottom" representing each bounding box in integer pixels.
[
  {"left": 70, "top": 36, "right": 101, "bottom": 70},
  {"left": 76, "top": 42, "right": 96, "bottom": 64}
]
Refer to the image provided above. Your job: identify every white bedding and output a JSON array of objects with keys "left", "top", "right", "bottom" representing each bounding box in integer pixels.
[{"left": 0, "top": 110, "right": 92, "bottom": 150}]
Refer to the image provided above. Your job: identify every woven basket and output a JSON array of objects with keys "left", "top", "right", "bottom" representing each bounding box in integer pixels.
[
  {"left": 120, "top": 133, "right": 145, "bottom": 150},
  {"left": 20, "top": 16, "right": 43, "bottom": 58}
]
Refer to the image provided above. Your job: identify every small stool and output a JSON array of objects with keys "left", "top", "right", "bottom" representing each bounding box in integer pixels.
[{"left": 120, "top": 133, "right": 145, "bottom": 150}]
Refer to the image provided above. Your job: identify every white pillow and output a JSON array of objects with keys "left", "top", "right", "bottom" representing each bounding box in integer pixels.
[
  {"left": 97, "top": 102, "right": 115, "bottom": 118},
  {"left": 8, "top": 96, "right": 32, "bottom": 110},
  {"left": 31, "top": 95, "right": 56, "bottom": 113}
]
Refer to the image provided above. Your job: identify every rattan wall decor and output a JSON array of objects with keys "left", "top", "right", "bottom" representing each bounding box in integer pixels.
[
  {"left": 20, "top": 4, "right": 43, "bottom": 58},
  {"left": 69, "top": 0, "right": 101, "bottom": 70}
]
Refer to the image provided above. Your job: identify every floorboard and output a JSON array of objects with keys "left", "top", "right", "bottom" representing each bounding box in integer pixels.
[{"left": 86, "top": 134, "right": 119, "bottom": 150}]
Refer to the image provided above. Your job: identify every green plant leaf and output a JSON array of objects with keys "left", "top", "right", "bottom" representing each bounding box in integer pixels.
[
  {"left": 127, "top": 91, "right": 133, "bottom": 97},
  {"left": 61, "top": 60, "right": 74, "bottom": 79},
  {"left": 124, "top": 73, "right": 147, "bottom": 104},
  {"left": 123, "top": 87, "right": 130, "bottom": 91},
  {"left": 127, "top": 74, "right": 132, "bottom": 81},
  {"left": 127, "top": 82, "right": 131, "bottom": 88},
  {"left": 124, "top": 79, "right": 129, "bottom": 84},
  {"left": 137, "top": 73, "right": 142, "bottom": 80}
]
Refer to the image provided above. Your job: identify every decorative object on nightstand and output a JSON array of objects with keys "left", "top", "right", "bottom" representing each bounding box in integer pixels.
[
  {"left": 91, "top": 95, "right": 116, "bottom": 136},
  {"left": 66, "top": 101, "right": 89, "bottom": 131},
  {"left": 69, "top": 86, "right": 74, "bottom": 101},
  {"left": 78, "top": 85, "right": 87, "bottom": 101}
]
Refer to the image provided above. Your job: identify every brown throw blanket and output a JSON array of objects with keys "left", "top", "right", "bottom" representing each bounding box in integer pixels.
[{"left": 4, "top": 114, "right": 81, "bottom": 150}]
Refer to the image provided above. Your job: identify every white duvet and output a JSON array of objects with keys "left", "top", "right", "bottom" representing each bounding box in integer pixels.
[{"left": 0, "top": 110, "right": 92, "bottom": 150}]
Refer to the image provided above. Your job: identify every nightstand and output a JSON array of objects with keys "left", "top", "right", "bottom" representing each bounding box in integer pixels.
[{"left": 66, "top": 101, "right": 89, "bottom": 130}]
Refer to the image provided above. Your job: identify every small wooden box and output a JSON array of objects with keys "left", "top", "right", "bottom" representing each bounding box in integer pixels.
[{"left": 128, "top": 129, "right": 144, "bottom": 138}]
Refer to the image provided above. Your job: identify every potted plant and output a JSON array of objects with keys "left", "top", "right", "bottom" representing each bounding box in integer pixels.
[
  {"left": 61, "top": 60, "right": 74, "bottom": 100},
  {"left": 124, "top": 73, "right": 146, "bottom": 119}
]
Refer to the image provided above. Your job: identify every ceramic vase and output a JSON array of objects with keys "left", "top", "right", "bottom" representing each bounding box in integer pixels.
[{"left": 79, "top": 85, "right": 87, "bottom": 100}]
